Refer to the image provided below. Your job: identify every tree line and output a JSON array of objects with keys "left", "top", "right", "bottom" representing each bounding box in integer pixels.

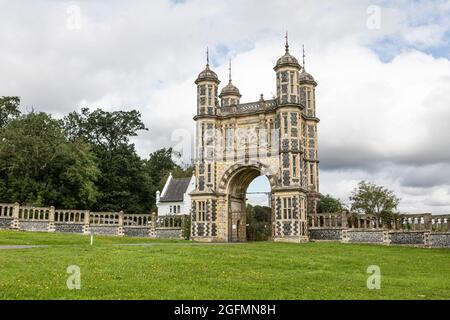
[{"left": 0, "top": 96, "right": 192, "bottom": 213}]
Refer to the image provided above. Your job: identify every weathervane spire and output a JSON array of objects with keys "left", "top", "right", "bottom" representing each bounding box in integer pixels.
[
  {"left": 228, "top": 59, "right": 232, "bottom": 83},
  {"left": 285, "top": 31, "right": 289, "bottom": 53},
  {"left": 302, "top": 44, "right": 306, "bottom": 71},
  {"left": 206, "top": 47, "right": 210, "bottom": 67}
]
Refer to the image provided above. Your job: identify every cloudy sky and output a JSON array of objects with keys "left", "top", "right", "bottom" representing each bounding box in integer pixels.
[{"left": 1, "top": 0, "right": 449, "bottom": 213}]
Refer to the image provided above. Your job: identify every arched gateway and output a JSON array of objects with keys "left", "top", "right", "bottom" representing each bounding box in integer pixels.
[{"left": 190, "top": 39, "right": 320, "bottom": 243}]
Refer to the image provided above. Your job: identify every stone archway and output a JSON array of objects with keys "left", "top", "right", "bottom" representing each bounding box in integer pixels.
[{"left": 219, "top": 163, "right": 276, "bottom": 242}]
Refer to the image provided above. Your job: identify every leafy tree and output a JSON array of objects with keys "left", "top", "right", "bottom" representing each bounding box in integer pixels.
[
  {"left": 62, "top": 107, "right": 147, "bottom": 153},
  {"left": 93, "top": 144, "right": 151, "bottom": 213},
  {"left": 349, "top": 180, "right": 400, "bottom": 216},
  {"left": 246, "top": 204, "right": 271, "bottom": 241},
  {"left": 317, "top": 194, "right": 344, "bottom": 213},
  {"left": 145, "top": 148, "right": 179, "bottom": 192},
  {"left": 0, "top": 96, "right": 21, "bottom": 127},
  {"left": 62, "top": 108, "right": 151, "bottom": 213},
  {"left": 0, "top": 112, "right": 99, "bottom": 208}
]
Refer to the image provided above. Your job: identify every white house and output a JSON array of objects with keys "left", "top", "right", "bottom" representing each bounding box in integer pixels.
[{"left": 156, "top": 173, "right": 195, "bottom": 216}]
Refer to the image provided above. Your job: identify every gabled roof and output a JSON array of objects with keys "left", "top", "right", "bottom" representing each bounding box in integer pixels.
[{"left": 159, "top": 177, "right": 191, "bottom": 202}]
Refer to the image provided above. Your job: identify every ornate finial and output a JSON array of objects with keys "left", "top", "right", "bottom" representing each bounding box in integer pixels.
[
  {"left": 285, "top": 31, "right": 289, "bottom": 53},
  {"left": 228, "top": 59, "right": 232, "bottom": 83},
  {"left": 302, "top": 44, "right": 306, "bottom": 71},
  {"left": 206, "top": 47, "right": 210, "bottom": 67}
]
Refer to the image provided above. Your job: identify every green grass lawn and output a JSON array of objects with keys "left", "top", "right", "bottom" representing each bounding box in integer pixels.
[{"left": 0, "top": 230, "right": 449, "bottom": 300}]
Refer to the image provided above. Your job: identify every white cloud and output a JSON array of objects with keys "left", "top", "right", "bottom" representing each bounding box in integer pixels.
[{"left": 0, "top": 0, "right": 449, "bottom": 213}]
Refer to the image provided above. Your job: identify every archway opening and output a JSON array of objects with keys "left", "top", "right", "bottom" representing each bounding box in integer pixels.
[
  {"left": 225, "top": 165, "right": 273, "bottom": 242},
  {"left": 245, "top": 175, "right": 272, "bottom": 241}
]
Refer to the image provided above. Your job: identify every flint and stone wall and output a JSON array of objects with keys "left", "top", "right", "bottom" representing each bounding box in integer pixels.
[
  {"left": 430, "top": 233, "right": 450, "bottom": 248},
  {"left": 309, "top": 228, "right": 342, "bottom": 241},
  {"left": 389, "top": 231, "right": 425, "bottom": 246},
  {"left": 0, "top": 218, "right": 12, "bottom": 230},
  {"left": 307, "top": 212, "right": 450, "bottom": 248},
  {"left": 54, "top": 223, "right": 84, "bottom": 234},
  {"left": 346, "top": 230, "right": 384, "bottom": 244},
  {"left": 309, "top": 227, "right": 450, "bottom": 248},
  {"left": 18, "top": 221, "right": 49, "bottom": 232}
]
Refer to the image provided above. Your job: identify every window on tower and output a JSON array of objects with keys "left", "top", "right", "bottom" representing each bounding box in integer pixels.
[
  {"left": 196, "top": 201, "right": 206, "bottom": 221},
  {"left": 282, "top": 197, "right": 293, "bottom": 220}
]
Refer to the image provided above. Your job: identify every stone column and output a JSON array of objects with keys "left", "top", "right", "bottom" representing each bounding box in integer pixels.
[
  {"left": 423, "top": 231, "right": 431, "bottom": 248},
  {"left": 341, "top": 212, "right": 348, "bottom": 228},
  {"left": 382, "top": 231, "right": 391, "bottom": 246},
  {"left": 10, "top": 202, "right": 20, "bottom": 230},
  {"left": 341, "top": 229, "right": 348, "bottom": 243},
  {"left": 83, "top": 210, "right": 91, "bottom": 235},
  {"left": 48, "top": 206, "right": 55, "bottom": 232},
  {"left": 149, "top": 212, "right": 157, "bottom": 238},
  {"left": 117, "top": 211, "right": 124, "bottom": 237}
]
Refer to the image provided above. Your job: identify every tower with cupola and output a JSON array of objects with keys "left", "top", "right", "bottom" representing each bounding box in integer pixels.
[{"left": 298, "top": 45, "right": 320, "bottom": 213}]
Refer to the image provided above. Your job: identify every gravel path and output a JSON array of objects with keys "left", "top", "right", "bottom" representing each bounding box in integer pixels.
[
  {"left": 0, "top": 245, "right": 48, "bottom": 250},
  {"left": 116, "top": 242, "right": 245, "bottom": 247}
]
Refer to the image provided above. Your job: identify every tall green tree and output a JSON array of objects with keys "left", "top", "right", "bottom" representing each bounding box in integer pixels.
[
  {"left": 0, "top": 112, "right": 99, "bottom": 208},
  {"left": 0, "top": 96, "right": 21, "bottom": 127},
  {"left": 246, "top": 204, "right": 271, "bottom": 241},
  {"left": 62, "top": 107, "right": 150, "bottom": 213},
  {"left": 93, "top": 144, "right": 152, "bottom": 213},
  {"left": 63, "top": 108, "right": 147, "bottom": 152},
  {"left": 317, "top": 194, "right": 344, "bottom": 213},
  {"left": 349, "top": 180, "right": 400, "bottom": 216}
]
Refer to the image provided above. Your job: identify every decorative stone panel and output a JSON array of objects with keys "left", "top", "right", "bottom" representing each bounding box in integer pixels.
[
  {"left": 275, "top": 198, "right": 282, "bottom": 220},
  {"left": 54, "top": 223, "right": 83, "bottom": 234},
  {"left": 123, "top": 227, "right": 150, "bottom": 238},
  {"left": 347, "top": 230, "right": 384, "bottom": 243},
  {"left": 282, "top": 139, "right": 289, "bottom": 151},
  {"left": 155, "top": 228, "right": 182, "bottom": 239},
  {"left": 430, "top": 233, "right": 450, "bottom": 248},
  {"left": 292, "top": 197, "right": 299, "bottom": 219},
  {"left": 283, "top": 170, "right": 290, "bottom": 185},
  {"left": 19, "top": 221, "right": 48, "bottom": 232},
  {"left": 282, "top": 153, "right": 290, "bottom": 168},
  {"left": 0, "top": 218, "right": 12, "bottom": 230},
  {"left": 291, "top": 139, "right": 298, "bottom": 151},
  {"left": 390, "top": 231, "right": 425, "bottom": 245},
  {"left": 309, "top": 228, "right": 342, "bottom": 241},
  {"left": 89, "top": 226, "right": 118, "bottom": 236}
]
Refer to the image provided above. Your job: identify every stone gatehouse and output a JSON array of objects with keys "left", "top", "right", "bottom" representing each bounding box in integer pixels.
[{"left": 190, "top": 37, "right": 320, "bottom": 243}]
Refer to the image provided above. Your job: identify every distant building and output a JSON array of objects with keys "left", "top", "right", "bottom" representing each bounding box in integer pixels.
[{"left": 156, "top": 173, "right": 195, "bottom": 216}]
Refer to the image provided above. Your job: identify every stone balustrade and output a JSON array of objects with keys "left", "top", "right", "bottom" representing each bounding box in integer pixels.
[
  {"left": 308, "top": 212, "right": 450, "bottom": 248},
  {"left": 0, "top": 202, "right": 188, "bottom": 239},
  {"left": 308, "top": 212, "right": 450, "bottom": 232}
]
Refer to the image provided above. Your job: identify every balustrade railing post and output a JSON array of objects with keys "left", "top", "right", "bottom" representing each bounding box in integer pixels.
[
  {"left": 149, "top": 212, "right": 157, "bottom": 238},
  {"left": 48, "top": 206, "right": 55, "bottom": 232},
  {"left": 11, "top": 202, "right": 20, "bottom": 230},
  {"left": 117, "top": 211, "right": 124, "bottom": 237},
  {"left": 341, "top": 212, "right": 348, "bottom": 228},
  {"left": 83, "top": 210, "right": 91, "bottom": 234}
]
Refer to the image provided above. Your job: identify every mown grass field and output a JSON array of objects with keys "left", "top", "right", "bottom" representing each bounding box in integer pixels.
[{"left": 0, "top": 230, "right": 449, "bottom": 300}]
